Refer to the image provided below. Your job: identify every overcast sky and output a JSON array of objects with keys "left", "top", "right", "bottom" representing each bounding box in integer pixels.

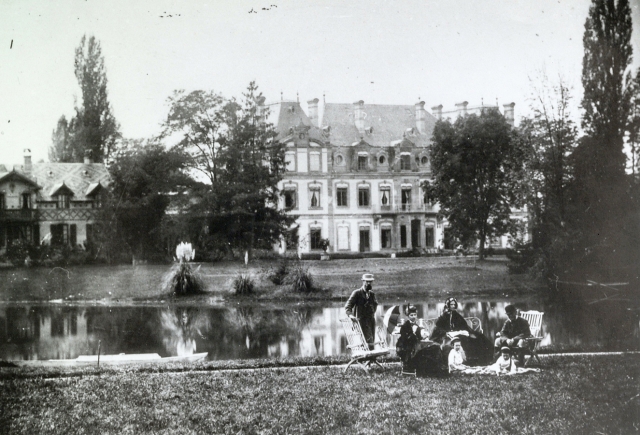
[{"left": 1, "top": 0, "right": 639, "bottom": 165}]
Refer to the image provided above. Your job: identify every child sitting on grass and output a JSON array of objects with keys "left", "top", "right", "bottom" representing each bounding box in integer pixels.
[{"left": 489, "top": 346, "right": 517, "bottom": 375}]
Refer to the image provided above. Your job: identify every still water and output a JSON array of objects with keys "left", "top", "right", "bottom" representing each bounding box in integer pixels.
[{"left": 1, "top": 298, "right": 638, "bottom": 362}]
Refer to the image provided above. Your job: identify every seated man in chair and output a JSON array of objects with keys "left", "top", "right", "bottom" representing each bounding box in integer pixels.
[{"left": 495, "top": 305, "right": 532, "bottom": 365}]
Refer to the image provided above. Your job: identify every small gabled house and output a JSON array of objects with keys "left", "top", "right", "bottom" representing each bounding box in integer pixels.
[{"left": 0, "top": 150, "right": 110, "bottom": 254}]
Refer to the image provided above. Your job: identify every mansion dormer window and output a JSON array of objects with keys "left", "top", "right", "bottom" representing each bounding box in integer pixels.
[
  {"left": 57, "top": 194, "right": 70, "bottom": 209},
  {"left": 400, "top": 155, "right": 411, "bottom": 170},
  {"left": 357, "top": 156, "right": 368, "bottom": 171}
]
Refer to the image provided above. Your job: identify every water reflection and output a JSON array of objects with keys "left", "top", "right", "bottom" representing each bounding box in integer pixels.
[{"left": 0, "top": 298, "right": 638, "bottom": 362}]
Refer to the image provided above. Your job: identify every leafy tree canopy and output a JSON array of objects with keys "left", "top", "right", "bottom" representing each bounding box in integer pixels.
[{"left": 424, "top": 109, "right": 526, "bottom": 259}]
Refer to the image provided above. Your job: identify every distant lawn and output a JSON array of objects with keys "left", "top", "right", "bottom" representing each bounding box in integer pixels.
[
  {"left": 0, "top": 256, "right": 540, "bottom": 302},
  {"left": 0, "top": 354, "right": 637, "bottom": 434}
]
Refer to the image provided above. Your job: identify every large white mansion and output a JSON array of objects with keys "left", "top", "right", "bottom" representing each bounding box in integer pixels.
[{"left": 264, "top": 97, "right": 524, "bottom": 256}]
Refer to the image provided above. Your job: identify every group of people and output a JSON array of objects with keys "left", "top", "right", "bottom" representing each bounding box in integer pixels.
[{"left": 344, "top": 274, "right": 537, "bottom": 377}]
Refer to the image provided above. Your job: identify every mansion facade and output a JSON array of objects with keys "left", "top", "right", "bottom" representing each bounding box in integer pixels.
[
  {"left": 267, "top": 98, "right": 523, "bottom": 255},
  {"left": 0, "top": 151, "right": 109, "bottom": 255}
]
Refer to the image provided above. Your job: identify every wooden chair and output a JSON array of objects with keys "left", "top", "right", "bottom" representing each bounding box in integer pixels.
[
  {"left": 518, "top": 310, "right": 544, "bottom": 366},
  {"left": 340, "top": 318, "right": 390, "bottom": 373}
]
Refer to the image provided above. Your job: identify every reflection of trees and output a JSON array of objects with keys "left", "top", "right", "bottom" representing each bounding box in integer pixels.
[
  {"left": 544, "top": 298, "right": 640, "bottom": 352},
  {"left": 160, "top": 307, "right": 210, "bottom": 356}
]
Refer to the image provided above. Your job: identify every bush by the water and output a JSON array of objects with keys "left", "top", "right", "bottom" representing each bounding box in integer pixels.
[
  {"left": 232, "top": 272, "right": 255, "bottom": 294},
  {"left": 169, "top": 262, "right": 205, "bottom": 295},
  {"left": 263, "top": 259, "right": 290, "bottom": 285},
  {"left": 284, "top": 262, "right": 314, "bottom": 292}
]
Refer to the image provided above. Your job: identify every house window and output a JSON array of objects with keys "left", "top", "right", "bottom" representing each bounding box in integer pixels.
[
  {"left": 284, "top": 187, "right": 297, "bottom": 210},
  {"left": 401, "top": 188, "right": 412, "bottom": 211},
  {"left": 285, "top": 152, "right": 296, "bottom": 172},
  {"left": 309, "top": 186, "right": 321, "bottom": 209},
  {"left": 421, "top": 156, "right": 428, "bottom": 165},
  {"left": 400, "top": 225, "right": 407, "bottom": 248},
  {"left": 358, "top": 155, "right": 368, "bottom": 171},
  {"left": 335, "top": 155, "right": 344, "bottom": 165},
  {"left": 381, "top": 227, "right": 392, "bottom": 249},
  {"left": 379, "top": 155, "right": 386, "bottom": 165},
  {"left": 21, "top": 193, "right": 30, "bottom": 209},
  {"left": 57, "top": 195, "right": 70, "bottom": 209},
  {"left": 400, "top": 155, "right": 411, "bottom": 170},
  {"left": 70, "top": 224, "right": 77, "bottom": 247},
  {"left": 336, "top": 187, "right": 348, "bottom": 207},
  {"left": 310, "top": 229, "right": 322, "bottom": 250},
  {"left": 309, "top": 153, "right": 321, "bottom": 172},
  {"left": 380, "top": 187, "right": 390, "bottom": 207},
  {"left": 358, "top": 187, "right": 370, "bottom": 207},
  {"left": 0, "top": 193, "right": 5, "bottom": 209},
  {"left": 425, "top": 228, "right": 434, "bottom": 247},
  {"left": 51, "top": 224, "right": 69, "bottom": 246}
]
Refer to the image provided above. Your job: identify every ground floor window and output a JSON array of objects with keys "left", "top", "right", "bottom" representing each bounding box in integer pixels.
[
  {"left": 309, "top": 228, "right": 322, "bottom": 250},
  {"left": 359, "top": 229, "right": 370, "bottom": 252},
  {"left": 425, "top": 227, "right": 434, "bottom": 247},
  {"left": 400, "top": 225, "right": 407, "bottom": 248},
  {"left": 381, "top": 227, "right": 392, "bottom": 249},
  {"left": 51, "top": 224, "right": 70, "bottom": 246}
]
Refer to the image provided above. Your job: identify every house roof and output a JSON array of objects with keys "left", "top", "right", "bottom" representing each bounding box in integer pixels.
[
  {"left": 0, "top": 170, "right": 42, "bottom": 189},
  {"left": 322, "top": 103, "right": 436, "bottom": 148},
  {"left": 31, "top": 162, "right": 110, "bottom": 201}
]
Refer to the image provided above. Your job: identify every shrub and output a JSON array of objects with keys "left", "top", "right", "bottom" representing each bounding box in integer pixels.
[
  {"left": 265, "top": 259, "right": 290, "bottom": 285},
  {"left": 232, "top": 272, "right": 254, "bottom": 295},
  {"left": 284, "top": 262, "right": 314, "bottom": 292},
  {"left": 170, "top": 262, "right": 205, "bottom": 296}
]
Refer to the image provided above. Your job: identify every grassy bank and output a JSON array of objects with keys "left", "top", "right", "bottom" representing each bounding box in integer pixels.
[
  {"left": 0, "top": 256, "right": 541, "bottom": 303},
  {"left": 0, "top": 354, "right": 638, "bottom": 434}
]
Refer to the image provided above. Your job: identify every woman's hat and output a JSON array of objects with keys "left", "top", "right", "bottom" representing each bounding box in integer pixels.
[{"left": 407, "top": 305, "right": 417, "bottom": 314}]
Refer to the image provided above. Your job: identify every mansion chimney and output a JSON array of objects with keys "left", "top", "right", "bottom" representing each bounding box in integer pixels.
[
  {"left": 23, "top": 149, "right": 32, "bottom": 173},
  {"left": 455, "top": 101, "right": 468, "bottom": 118},
  {"left": 503, "top": 102, "right": 515, "bottom": 126},
  {"left": 84, "top": 149, "right": 93, "bottom": 164},
  {"left": 431, "top": 104, "right": 443, "bottom": 121},
  {"left": 307, "top": 98, "right": 319, "bottom": 127},
  {"left": 353, "top": 100, "right": 365, "bottom": 135},
  {"left": 415, "top": 101, "right": 427, "bottom": 134}
]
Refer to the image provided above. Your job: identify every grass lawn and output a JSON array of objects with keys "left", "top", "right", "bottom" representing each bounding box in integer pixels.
[
  {"left": 0, "top": 256, "right": 541, "bottom": 303},
  {"left": 0, "top": 354, "right": 638, "bottom": 434}
]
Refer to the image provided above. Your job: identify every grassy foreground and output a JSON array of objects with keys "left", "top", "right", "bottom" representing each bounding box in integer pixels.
[{"left": 1, "top": 354, "right": 638, "bottom": 434}]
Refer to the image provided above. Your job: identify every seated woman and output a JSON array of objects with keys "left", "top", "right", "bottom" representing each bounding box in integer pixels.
[
  {"left": 429, "top": 297, "right": 493, "bottom": 365},
  {"left": 396, "top": 305, "right": 445, "bottom": 377}
]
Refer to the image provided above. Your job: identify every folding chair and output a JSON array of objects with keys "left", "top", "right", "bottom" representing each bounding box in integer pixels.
[
  {"left": 518, "top": 310, "right": 544, "bottom": 366},
  {"left": 340, "top": 318, "right": 390, "bottom": 373}
]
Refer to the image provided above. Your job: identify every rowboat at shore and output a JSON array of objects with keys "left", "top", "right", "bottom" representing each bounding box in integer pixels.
[{"left": 9, "top": 352, "right": 208, "bottom": 367}]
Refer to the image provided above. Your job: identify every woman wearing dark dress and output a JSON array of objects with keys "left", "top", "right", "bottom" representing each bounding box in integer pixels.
[
  {"left": 429, "top": 297, "right": 493, "bottom": 365},
  {"left": 396, "top": 305, "right": 445, "bottom": 376}
]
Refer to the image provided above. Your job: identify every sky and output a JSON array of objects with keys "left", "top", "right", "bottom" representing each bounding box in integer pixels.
[{"left": 1, "top": 0, "right": 640, "bottom": 165}]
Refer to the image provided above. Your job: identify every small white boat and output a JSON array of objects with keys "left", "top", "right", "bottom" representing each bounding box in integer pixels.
[{"left": 11, "top": 352, "right": 208, "bottom": 367}]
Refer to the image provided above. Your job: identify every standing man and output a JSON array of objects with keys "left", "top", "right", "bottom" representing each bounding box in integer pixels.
[
  {"left": 345, "top": 273, "right": 378, "bottom": 350},
  {"left": 495, "top": 304, "right": 532, "bottom": 364}
]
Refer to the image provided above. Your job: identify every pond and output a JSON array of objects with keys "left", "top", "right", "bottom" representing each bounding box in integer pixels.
[{"left": 1, "top": 297, "right": 638, "bottom": 362}]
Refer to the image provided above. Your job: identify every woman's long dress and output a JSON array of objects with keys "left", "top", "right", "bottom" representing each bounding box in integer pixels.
[
  {"left": 396, "top": 320, "right": 445, "bottom": 377},
  {"left": 429, "top": 310, "right": 493, "bottom": 365}
]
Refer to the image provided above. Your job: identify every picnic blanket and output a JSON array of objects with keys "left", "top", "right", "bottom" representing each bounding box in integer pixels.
[{"left": 453, "top": 366, "right": 541, "bottom": 375}]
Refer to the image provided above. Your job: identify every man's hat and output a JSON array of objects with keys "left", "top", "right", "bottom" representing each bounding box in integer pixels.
[
  {"left": 407, "top": 304, "right": 417, "bottom": 314},
  {"left": 505, "top": 305, "right": 517, "bottom": 315},
  {"left": 362, "top": 273, "right": 375, "bottom": 281}
]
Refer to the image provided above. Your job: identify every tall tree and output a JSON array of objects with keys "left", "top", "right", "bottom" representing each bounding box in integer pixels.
[
  {"left": 515, "top": 74, "right": 579, "bottom": 278},
  {"left": 162, "top": 82, "right": 293, "bottom": 260},
  {"left": 580, "top": 0, "right": 634, "bottom": 177},
  {"left": 565, "top": 0, "right": 640, "bottom": 282},
  {"left": 49, "top": 35, "right": 119, "bottom": 163},
  {"left": 49, "top": 115, "right": 73, "bottom": 162},
  {"left": 424, "top": 109, "right": 526, "bottom": 259},
  {"left": 96, "top": 139, "right": 192, "bottom": 262}
]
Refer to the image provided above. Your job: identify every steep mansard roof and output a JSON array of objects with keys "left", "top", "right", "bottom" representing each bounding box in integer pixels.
[
  {"left": 0, "top": 162, "right": 110, "bottom": 201},
  {"left": 321, "top": 103, "right": 436, "bottom": 148}
]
